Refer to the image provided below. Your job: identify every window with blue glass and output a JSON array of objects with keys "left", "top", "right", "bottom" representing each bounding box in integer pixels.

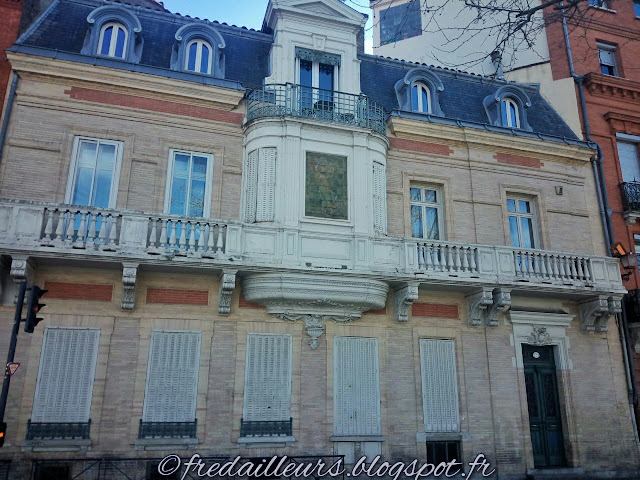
[
  {"left": 185, "top": 39, "right": 213, "bottom": 74},
  {"left": 411, "top": 82, "right": 431, "bottom": 114},
  {"left": 507, "top": 197, "right": 538, "bottom": 249},
  {"left": 598, "top": 43, "right": 618, "bottom": 76},
  {"left": 165, "top": 150, "right": 213, "bottom": 218},
  {"left": 589, "top": 0, "right": 608, "bottom": 8},
  {"left": 380, "top": 0, "right": 422, "bottom": 45},
  {"left": 501, "top": 98, "right": 520, "bottom": 128},
  {"left": 98, "top": 22, "right": 128, "bottom": 59},
  {"left": 410, "top": 186, "right": 443, "bottom": 240},
  {"left": 635, "top": 0, "right": 640, "bottom": 16},
  {"left": 299, "top": 59, "right": 335, "bottom": 111}
]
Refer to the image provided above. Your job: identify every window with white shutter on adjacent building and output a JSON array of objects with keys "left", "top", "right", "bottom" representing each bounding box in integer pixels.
[
  {"left": 241, "top": 334, "right": 292, "bottom": 437},
  {"left": 419, "top": 339, "right": 460, "bottom": 432},
  {"left": 618, "top": 141, "right": 640, "bottom": 183},
  {"left": 373, "top": 162, "right": 387, "bottom": 235},
  {"left": 244, "top": 148, "right": 277, "bottom": 223},
  {"left": 333, "top": 336, "right": 381, "bottom": 436},
  {"left": 29, "top": 328, "right": 100, "bottom": 439}
]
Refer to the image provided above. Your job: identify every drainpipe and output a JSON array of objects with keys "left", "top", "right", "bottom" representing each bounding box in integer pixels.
[
  {"left": 561, "top": 5, "right": 640, "bottom": 441},
  {"left": 0, "top": 73, "right": 19, "bottom": 166}
]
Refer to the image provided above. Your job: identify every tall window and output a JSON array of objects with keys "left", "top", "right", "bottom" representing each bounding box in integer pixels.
[
  {"left": 380, "top": 0, "right": 422, "bottom": 45},
  {"left": 507, "top": 197, "right": 537, "bottom": 248},
  {"left": 635, "top": 0, "right": 640, "bottom": 17},
  {"left": 165, "top": 150, "right": 213, "bottom": 218},
  {"left": 598, "top": 44, "right": 618, "bottom": 76},
  {"left": 412, "top": 82, "right": 431, "bottom": 113},
  {"left": 185, "top": 39, "right": 212, "bottom": 74},
  {"left": 410, "top": 186, "right": 443, "bottom": 240},
  {"left": 67, "top": 137, "right": 123, "bottom": 208},
  {"left": 617, "top": 141, "right": 640, "bottom": 182},
  {"left": 589, "top": 0, "right": 608, "bottom": 7},
  {"left": 501, "top": 98, "right": 520, "bottom": 128},
  {"left": 299, "top": 59, "right": 335, "bottom": 109},
  {"left": 98, "top": 22, "right": 127, "bottom": 58}
]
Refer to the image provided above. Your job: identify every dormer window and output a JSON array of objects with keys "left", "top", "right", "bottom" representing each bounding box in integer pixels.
[
  {"left": 98, "top": 22, "right": 128, "bottom": 58},
  {"left": 501, "top": 97, "right": 520, "bottom": 128},
  {"left": 411, "top": 82, "right": 431, "bottom": 114},
  {"left": 186, "top": 39, "right": 213, "bottom": 74}
]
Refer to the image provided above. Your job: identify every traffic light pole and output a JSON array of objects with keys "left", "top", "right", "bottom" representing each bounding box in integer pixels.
[{"left": 0, "top": 281, "right": 26, "bottom": 424}]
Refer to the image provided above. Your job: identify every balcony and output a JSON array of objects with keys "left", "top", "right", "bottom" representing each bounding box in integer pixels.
[
  {"left": 26, "top": 419, "right": 91, "bottom": 440},
  {"left": 240, "top": 418, "right": 293, "bottom": 437},
  {"left": 138, "top": 420, "right": 197, "bottom": 439},
  {"left": 620, "top": 182, "right": 640, "bottom": 224},
  {"left": 245, "top": 83, "right": 386, "bottom": 135}
]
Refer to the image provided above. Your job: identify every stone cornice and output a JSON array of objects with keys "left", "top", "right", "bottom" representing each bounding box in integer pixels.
[
  {"left": 388, "top": 117, "right": 593, "bottom": 164},
  {"left": 7, "top": 52, "right": 245, "bottom": 112},
  {"left": 584, "top": 72, "right": 640, "bottom": 102}
]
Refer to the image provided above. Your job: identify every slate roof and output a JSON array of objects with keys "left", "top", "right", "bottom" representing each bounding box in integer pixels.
[{"left": 11, "top": 0, "right": 582, "bottom": 143}]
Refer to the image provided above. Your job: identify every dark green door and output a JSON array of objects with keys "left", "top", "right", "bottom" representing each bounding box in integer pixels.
[{"left": 522, "top": 344, "right": 566, "bottom": 468}]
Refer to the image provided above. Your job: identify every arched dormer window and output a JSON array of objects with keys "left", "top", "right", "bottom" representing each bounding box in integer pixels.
[
  {"left": 483, "top": 85, "right": 533, "bottom": 131},
  {"left": 411, "top": 82, "right": 431, "bottom": 114},
  {"left": 98, "top": 22, "right": 128, "bottom": 59},
  {"left": 395, "top": 67, "right": 444, "bottom": 117},
  {"left": 171, "top": 23, "right": 226, "bottom": 78},
  {"left": 186, "top": 39, "right": 213, "bottom": 74},
  {"left": 81, "top": 5, "right": 143, "bottom": 63},
  {"left": 501, "top": 97, "right": 519, "bottom": 128}
]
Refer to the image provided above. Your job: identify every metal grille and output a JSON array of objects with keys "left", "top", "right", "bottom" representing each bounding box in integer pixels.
[
  {"left": 26, "top": 420, "right": 91, "bottom": 440},
  {"left": 426, "top": 441, "right": 461, "bottom": 464},
  {"left": 246, "top": 84, "right": 387, "bottom": 135},
  {"left": 620, "top": 182, "right": 640, "bottom": 213},
  {"left": 240, "top": 418, "right": 293, "bottom": 437},
  {"left": 138, "top": 420, "right": 197, "bottom": 439}
]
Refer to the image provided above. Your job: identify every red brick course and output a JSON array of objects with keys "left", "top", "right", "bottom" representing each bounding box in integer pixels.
[
  {"left": 146, "top": 288, "right": 209, "bottom": 305},
  {"left": 389, "top": 138, "right": 453, "bottom": 156},
  {"left": 44, "top": 282, "right": 113, "bottom": 301},
  {"left": 495, "top": 152, "right": 543, "bottom": 169},
  {"left": 411, "top": 302, "right": 459, "bottom": 318},
  {"left": 238, "top": 295, "right": 264, "bottom": 309}
]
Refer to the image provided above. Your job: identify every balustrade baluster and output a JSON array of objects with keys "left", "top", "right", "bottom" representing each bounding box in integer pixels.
[
  {"left": 206, "top": 223, "right": 216, "bottom": 254},
  {"left": 42, "top": 210, "right": 54, "bottom": 242},
  {"left": 159, "top": 219, "right": 168, "bottom": 250},
  {"left": 216, "top": 225, "right": 225, "bottom": 252},
  {"left": 64, "top": 211, "right": 75, "bottom": 243},
  {"left": 107, "top": 215, "right": 117, "bottom": 249},
  {"left": 453, "top": 246, "right": 461, "bottom": 272},
  {"left": 178, "top": 221, "right": 187, "bottom": 253},
  {"left": 585, "top": 259, "right": 594, "bottom": 282},
  {"left": 187, "top": 222, "right": 196, "bottom": 252},
  {"left": 461, "top": 247, "right": 469, "bottom": 272},
  {"left": 433, "top": 244, "right": 441, "bottom": 271},
  {"left": 54, "top": 209, "right": 66, "bottom": 243},
  {"left": 197, "top": 223, "right": 205, "bottom": 252},
  {"left": 168, "top": 221, "right": 177, "bottom": 250},
  {"left": 417, "top": 245, "right": 426, "bottom": 270},
  {"left": 424, "top": 244, "right": 433, "bottom": 270},
  {"left": 87, "top": 214, "right": 97, "bottom": 245},
  {"left": 74, "top": 212, "right": 87, "bottom": 248},
  {"left": 98, "top": 216, "right": 108, "bottom": 246},
  {"left": 569, "top": 257, "right": 577, "bottom": 279},
  {"left": 446, "top": 245, "right": 454, "bottom": 272},
  {"left": 469, "top": 248, "right": 477, "bottom": 272},
  {"left": 525, "top": 252, "right": 533, "bottom": 275},
  {"left": 576, "top": 257, "right": 584, "bottom": 280},
  {"left": 558, "top": 256, "right": 567, "bottom": 279},
  {"left": 551, "top": 255, "right": 559, "bottom": 279}
]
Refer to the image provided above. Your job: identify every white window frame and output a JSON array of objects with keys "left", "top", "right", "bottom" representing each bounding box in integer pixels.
[
  {"left": 597, "top": 43, "right": 618, "bottom": 76},
  {"left": 97, "top": 22, "right": 128, "bottom": 59},
  {"left": 185, "top": 39, "right": 213, "bottom": 74},
  {"left": 616, "top": 134, "right": 640, "bottom": 183},
  {"left": 163, "top": 149, "right": 214, "bottom": 218},
  {"left": 410, "top": 184, "right": 445, "bottom": 240},
  {"left": 507, "top": 195, "right": 540, "bottom": 249},
  {"left": 411, "top": 82, "right": 431, "bottom": 114},
  {"left": 296, "top": 57, "right": 338, "bottom": 90},
  {"left": 501, "top": 97, "right": 520, "bottom": 128},
  {"left": 64, "top": 136, "right": 124, "bottom": 209}
]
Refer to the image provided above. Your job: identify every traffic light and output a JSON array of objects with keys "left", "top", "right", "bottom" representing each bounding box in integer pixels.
[
  {"left": 24, "top": 286, "right": 47, "bottom": 333},
  {"left": 0, "top": 422, "right": 7, "bottom": 447}
]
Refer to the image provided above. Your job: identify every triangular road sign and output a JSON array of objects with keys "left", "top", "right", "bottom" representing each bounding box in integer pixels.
[{"left": 6, "top": 363, "right": 20, "bottom": 376}]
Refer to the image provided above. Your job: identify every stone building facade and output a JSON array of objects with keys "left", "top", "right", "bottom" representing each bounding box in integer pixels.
[{"left": 0, "top": 0, "right": 637, "bottom": 479}]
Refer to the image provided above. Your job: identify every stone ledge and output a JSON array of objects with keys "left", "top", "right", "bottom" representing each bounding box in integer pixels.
[
  {"left": 237, "top": 435, "right": 295, "bottom": 448},
  {"left": 134, "top": 437, "right": 199, "bottom": 451},
  {"left": 330, "top": 435, "right": 386, "bottom": 442},
  {"left": 21, "top": 438, "right": 91, "bottom": 452}
]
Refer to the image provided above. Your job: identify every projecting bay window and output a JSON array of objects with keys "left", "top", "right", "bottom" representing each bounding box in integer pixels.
[
  {"left": 139, "top": 331, "right": 201, "bottom": 442},
  {"left": 240, "top": 334, "right": 293, "bottom": 442},
  {"left": 27, "top": 328, "right": 100, "bottom": 443},
  {"left": 410, "top": 185, "right": 444, "bottom": 240}
]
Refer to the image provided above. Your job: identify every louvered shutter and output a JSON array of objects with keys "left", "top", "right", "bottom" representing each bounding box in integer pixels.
[
  {"left": 256, "top": 148, "right": 276, "bottom": 222},
  {"left": 420, "top": 339, "right": 460, "bottom": 432},
  {"left": 244, "top": 149, "right": 259, "bottom": 223},
  {"left": 333, "top": 337, "right": 381, "bottom": 436},
  {"left": 373, "top": 162, "right": 387, "bottom": 234},
  {"left": 617, "top": 142, "right": 640, "bottom": 183},
  {"left": 243, "top": 334, "right": 292, "bottom": 421},
  {"left": 32, "top": 328, "right": 100, "bottom": 423},
  {"left": 143, "top": 331, "right": 201, "bottom": 422}
]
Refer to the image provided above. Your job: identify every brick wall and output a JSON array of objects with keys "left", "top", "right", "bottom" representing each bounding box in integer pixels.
[
  {"left": 0, "top": 0, "right": 22, "bottom": 118},
  {"left": 44, "top": 281, "right": 113, "bottom": 301},
  {"left": 146, "top": 288, "right": 209, "bottom": 305}
]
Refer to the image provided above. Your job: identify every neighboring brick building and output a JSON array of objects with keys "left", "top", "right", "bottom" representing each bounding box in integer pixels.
[
  {"left": 0, "top": 0, "right": 23, "bottom": 116},
  {"left": 0, "top": 0, "right": 637, "bottom": 479}
]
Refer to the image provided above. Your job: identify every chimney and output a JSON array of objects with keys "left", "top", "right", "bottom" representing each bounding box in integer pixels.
[{"left": 491, "top": 49, "right": 504, "bottom": 80}]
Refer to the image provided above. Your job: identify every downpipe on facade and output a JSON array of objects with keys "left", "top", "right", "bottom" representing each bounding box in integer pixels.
[{"left": 0, "top": 73, "right": 19, "bottom": 166}]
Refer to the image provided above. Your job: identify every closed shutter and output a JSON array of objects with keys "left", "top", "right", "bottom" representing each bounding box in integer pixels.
[
  {"left": 243, "top": 334, "right": 292, "bottom": 421},
  {"left": 32, "top": 328, "right": 100, "bottom": 423},
  {"left": 373, "top": 162, "right": 387, "bottom": 234},
  {"left": 256, "top": 147, "right": 277, "bottom": 222},
  {"left": 334, "top": 337, "right": 381, "bottom": 436},
  {"left": 420, "top": 339, "right": 460, "bottom": 432},
  {"left": 244, "top": 149, "right": 259, "bottom": 222},
  {"left": 143, "top": 330, "right": 201, "bottom": 422},
  {"left": 618, "top": 142, "right": 640, "bottom": 183}
]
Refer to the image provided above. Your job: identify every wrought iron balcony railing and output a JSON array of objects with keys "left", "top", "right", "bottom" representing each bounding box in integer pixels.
[
  {"left": 246, "top": 83, "right": 386, "bottom": 135},
  {"left": 26, "top": 419, "right": 91, "bottom": 440},
  {"left": 138, "top": 420, "right": 198, "bottom": 439},
  {"left": 620, "top": 181, "right": 640, "bottom": 213},
  {"left": 240, "top": 418, "right": 293, "bottom": 437}
]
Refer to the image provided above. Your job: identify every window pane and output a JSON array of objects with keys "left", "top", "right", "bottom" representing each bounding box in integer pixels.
[
  {"left": 78, "top": 141, "right": 97, "bottom": 167},
  {"left": 174, "top": 154, "right": 190, "bottom": 178},
  {"left": 189, "top": 179, "right": 205, "bottom": 217},
  {"left": 97, "top": 143, "right": 116, "bottom": 170},
  {"left": 425, "top": 207, "right": 439, "bottom": 240},
  {"left": 410, "top": 187, "right": 421, "bottom": 201},
  {"left": 187, "top": 42, "right": 197, "bottom": 71},
  {"left": 510, "top": 103, "right": 518, "bottom": 127},
  {"left": 380, "top": 0, "right": 421, "bottom": 45},
  {"left": 521, "top": 217, "right": 535, "bottom": 248},
  {"left": 170, "top": 178, "right": 187, "bottom": 215},
  {"left": 518, "top": 200, "right": 531, "bottom": 213},
  {"left": 412, "top": 85, "right": 419, "bottom": 111},
  {"left": 192, "top": 156, "right": 207, "bottom": 178},
  {"left": 411, "top": 205, "right": 423, "bottom": 238},
  {"left": 421, "top": 87, "right": 429, "bottom": 113},
  {"left": 509, "top": 216, "right": 520, "bottom": 247},
  {"left": 93, "top": 169, "right": 112, "bottom": 208},
  {"left": 115, "top": 27, "right": 126, "bottom": 58},
  {"left": 101, "top": 26, "right": 113, "bottom": 55},
  {"left": 299, "top": 60, "right": 312, "bottom": 87},
  {"left": 73, "top": 167, "right": 93, "bottom": 206},
  {"left": 318, "top": 63, "right": 334, "bottom": 91},
  {"left": 501, "top": 101, "right": 509, "bottom": 126},
  {"left": 635, "top": 0, "right": 640, "bottom": 16},
  {"left": 200, "top": 44, "right": 210, "bottom": 73},
  {"left": 424, "top": 189, "right": 437, "bottom": 203},
  {"left": 507, "top": 199, "right": 516, "bottom": 212}
]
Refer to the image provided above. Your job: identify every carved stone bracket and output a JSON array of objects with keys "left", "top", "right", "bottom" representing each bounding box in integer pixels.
[
  {"left": 10, "top": 256, "right": 35, "bottom": 303},
  {"left": 277, "top": 313, "right": 355, "bottom": 350},
  {"left": 218, "top": 270, "right": 237, "bottom": 316},
  {"left": 121, "top": 263, "right": 138, "bottom": 311},
  {"left": 394, "top": 283, "right": 419, "bottom": 323},
  {"left": 467, "top": 287, "right": 511, "bottom": 327},
  {"left": 525, "top": 326, "right": 552, "bottom": 346},
  {"left": 579, "top": 295, "right": 622, "bottom": 333}
]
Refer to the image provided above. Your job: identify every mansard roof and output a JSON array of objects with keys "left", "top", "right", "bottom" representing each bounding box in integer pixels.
[{"left": 12, "top": 0, "right": 581, "bottom": 143}]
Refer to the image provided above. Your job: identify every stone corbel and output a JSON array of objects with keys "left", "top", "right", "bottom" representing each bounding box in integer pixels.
[
  {"left": 10, "top": 256, "right": 35, "bottom": 303},
  {"left": 121, "top": 263, "right": 138, "bottom": 311},
  {"left": 486, "top": 288, "right": 511, "bottom": 327},
  {"left": 218, "top": 270, "right": 237, "bottom": 316},
  {"left": 466, "top": 288, "right": 494, "bottom": 327},
  {"left": 394, "top": 283, "right": 419, "bottom": 323},
  {"left": 277, "top": 313, "right": 355, "bottom": 350},
  {"left": 579, "top": 295, "right": 622, "bottom": 333}
]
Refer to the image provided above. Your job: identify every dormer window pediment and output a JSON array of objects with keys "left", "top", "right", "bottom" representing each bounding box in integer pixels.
[
  {"left": 395, "top": 68, "right": 444, "bottom": 117},
  {"left": 483, "top": 85, "right": 533, "bottom": 131}
]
